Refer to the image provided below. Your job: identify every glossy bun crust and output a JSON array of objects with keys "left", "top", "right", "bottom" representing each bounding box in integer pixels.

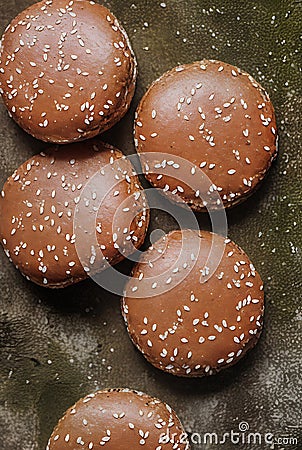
[
  {"left": 0, "top": 140, "right": 149, "bottom": 288},
  {"left": 135, "top": 60, "right": 277, "bottom": 210},
  {"left": 47, "top": 388, "right": 190, "bottom": 450},
  {"left": 0, "top": 0, "right": 137, "bottom": 143},
  {"left": 123, "top": 230, "right": 264, "bottom": 377}
]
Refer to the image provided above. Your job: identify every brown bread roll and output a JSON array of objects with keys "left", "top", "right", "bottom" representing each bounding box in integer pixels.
[
  {"left": 0, "top": 140, "right": 149, "bottom": 287},
  {"left": 47, "top": 388, "right": 190, "bottom": 450},
  {"left": 0, "top": 0, "right": 137, "bottom": 143},
  {"left": 123, "top": 229, "right": 264, "bottom": 377},
  {"left": 135, "top": 60, "right": 277, "bottom": 210}
]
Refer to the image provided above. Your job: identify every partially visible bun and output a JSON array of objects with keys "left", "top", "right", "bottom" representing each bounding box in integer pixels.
[
  {"left": 0, "top": 0, "right": 137, "bottom": 143},
  {"left": 0, "top": 140, "right": 149, "bottom": 288},
  {"left": 47, "top": 388, "right": 190, "bottom": 450}
]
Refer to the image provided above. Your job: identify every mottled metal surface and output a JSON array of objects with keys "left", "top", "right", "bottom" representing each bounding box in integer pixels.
[{"left": 0, "top": 1, "right": 301, "bottom": 449}]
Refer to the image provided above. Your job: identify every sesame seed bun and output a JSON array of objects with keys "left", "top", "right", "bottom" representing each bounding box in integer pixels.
[
  {"left": 135, "top": 60, "right": 277, "bottom": 210},
  {"left": 0, "top": 140, "right": 149, "bottom": 288},
  {"left": 0, "top": 0, "right": 137, "bottom": 143},
  {"left": 122, "top": 230, "right": 264, "bottom": 377},
  {"left": 47, "top": 388, "right": 190, "bottom": 450}
]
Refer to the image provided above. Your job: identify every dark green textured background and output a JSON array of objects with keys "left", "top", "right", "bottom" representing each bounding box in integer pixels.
[{"left": 0, "top": 1, "right": 301, "bottom": 449}]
